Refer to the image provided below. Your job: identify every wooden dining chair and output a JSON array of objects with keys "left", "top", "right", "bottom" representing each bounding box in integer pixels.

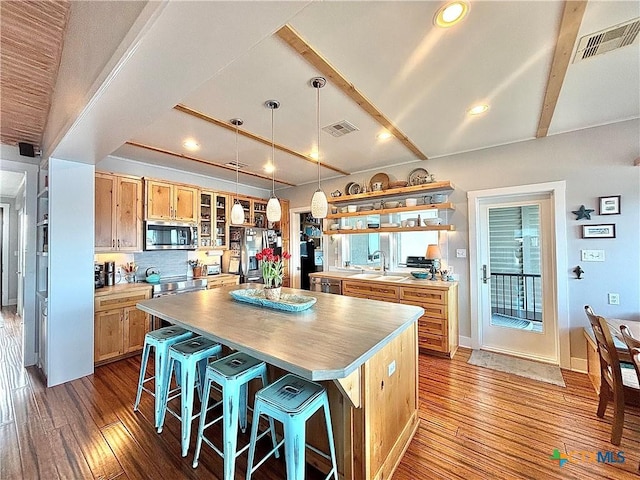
[
  {"left": 584, "top": 305, "right": 628, "bottom": 445},
  {"left": 619, "top": 325, "right": 640, "bottom": 403}
]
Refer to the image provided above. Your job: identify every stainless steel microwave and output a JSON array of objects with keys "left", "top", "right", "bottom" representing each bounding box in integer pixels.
[{"left": 144, "top": 221, "right": 198, "bottom": 250}]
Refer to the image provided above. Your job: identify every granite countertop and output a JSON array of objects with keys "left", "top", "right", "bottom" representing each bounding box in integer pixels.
[
  {"left": 137, "top": 284, "right": 423, "bottom": 381},
  {"left": 309, "top": 270, "right": 456, "bottom": 288}
]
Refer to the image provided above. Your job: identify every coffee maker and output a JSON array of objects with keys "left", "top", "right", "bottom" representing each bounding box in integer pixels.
[
  {"left": 95, "top": 264, "right": 105, "bottom": 289},
  {"left": 105, "top": 261, "right": 115, "bottom": 286}
]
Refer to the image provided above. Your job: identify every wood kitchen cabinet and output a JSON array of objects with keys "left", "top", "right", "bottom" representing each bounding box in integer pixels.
[
  {"left": 94, "top": 286, "right": 152, "bottom": 365},
  {"left": 95, "top": 172, "right": 143, "bottom": 252},
  {"left": 145, "top": 179, "right": 198, "bottom": 222},
  {"left": 206, "top": 274, "right": 240, "bottom": 289}
]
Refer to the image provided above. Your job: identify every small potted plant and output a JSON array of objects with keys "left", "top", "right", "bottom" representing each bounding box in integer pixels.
[
  {"left": 189, "top": 260, "right": 204, "bottom": 278},
  {"left": 256, "top": 248, "right": 291, "bottom": 300}
]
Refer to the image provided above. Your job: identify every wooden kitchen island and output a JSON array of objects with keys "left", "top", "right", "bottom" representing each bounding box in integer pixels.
[{"left": 137, "top": 284, "right": 423, "bottom": 480}]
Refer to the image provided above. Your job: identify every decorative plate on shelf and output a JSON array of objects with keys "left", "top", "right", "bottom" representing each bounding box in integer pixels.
[
  {"left": 229, "top": 289, "right": 317, "bottom": 312},
  {"left": 348, "top": 183, "right": 362, "bottom": 195},
  {"left": 369, "top": 172, "right": 390, "bottom": 190},
  {"left": 344, "top": 182, "right": 355, "bottom": 195},
  {"left": 408, "top": 168, "right": 430, "bottom": 186}
]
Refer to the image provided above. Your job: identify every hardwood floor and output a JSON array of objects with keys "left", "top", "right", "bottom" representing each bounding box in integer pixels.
[{"left": 1, "top": 306, "right": 639, "bottom": 479}]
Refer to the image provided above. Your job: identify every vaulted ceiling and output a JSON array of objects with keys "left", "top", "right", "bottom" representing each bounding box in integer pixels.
[{"left": 1, "top": 1, "right": 639, "bottom": 193}]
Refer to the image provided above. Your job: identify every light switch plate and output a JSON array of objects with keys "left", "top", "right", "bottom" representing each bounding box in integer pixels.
[
  {"left": 608, "top": 293, "right": 620, "bottom": 305},
  {"left": 456, "top": 249, "right": 467, "bottom": 258},
  {"left": 581, "top": 249, "right": 605, "bottom": 261}
]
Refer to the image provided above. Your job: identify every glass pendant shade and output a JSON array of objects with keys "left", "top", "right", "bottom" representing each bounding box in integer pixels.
[
  {"left": 311, "top": 189, "right": 328, "bottom": 219},
  {"left": 266, "top": 196, "right": 281, "bottom": 222},
  {"left": 230, "top": 202, "right": 244, "bottom": 225}
]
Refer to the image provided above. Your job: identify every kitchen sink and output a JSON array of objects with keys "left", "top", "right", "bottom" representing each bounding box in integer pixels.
[{"left": 349, "top": 273, "right": 408, "bottom": 282}]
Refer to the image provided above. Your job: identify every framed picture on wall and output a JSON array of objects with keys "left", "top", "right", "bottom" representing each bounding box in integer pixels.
[
  {"left": 582, "top": 224, "right": 616, "bottom": 239},
  {"left": 599, "top": 195, "right": 621, "bottom": 215}
]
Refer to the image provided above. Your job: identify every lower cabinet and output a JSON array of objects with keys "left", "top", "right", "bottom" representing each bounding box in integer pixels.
[
  {"left": 94, "top": 287, "right": 152, "bottom": 365},
  {"left": 342, "top": 280, "right": 458, "bottom": 358},
  {"left": 206, "top": 274, "right": 240, "bottom": 289}
]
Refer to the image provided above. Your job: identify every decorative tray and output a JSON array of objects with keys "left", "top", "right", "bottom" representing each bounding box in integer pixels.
[{"left": 229, "top": 289, "right": 317, "bottom": 312}]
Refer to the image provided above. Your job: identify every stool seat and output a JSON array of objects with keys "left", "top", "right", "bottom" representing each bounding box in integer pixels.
[
  {"left": 158, "top": 336, "right": 222, "bottom": 457},
  {"left": 133, "top": 325, "right": 193, "bottom": 428},
  {"left": 192, "top": 352, "right": 279, "bottom": 479},
  {"left": 247, "top": 374, "right": 338, "bottom": 480}
]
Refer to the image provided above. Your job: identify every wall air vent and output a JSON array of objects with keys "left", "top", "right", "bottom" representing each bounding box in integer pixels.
[
  {"left": 225, "top": 161, "right": 249, "bottom": 169},
  {"left": 322, "top": 120, "right": 359, "bottom": 138},
  {"left": 573, "top": 18, "right": 640, "bottom": 63}
]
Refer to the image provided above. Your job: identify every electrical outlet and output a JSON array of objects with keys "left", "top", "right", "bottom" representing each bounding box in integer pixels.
[
  {"left": 456, "top": 249, "right": 467, "bottom": 258},
  {"left": 608, "top": 293, "right": 620, "bottom": 305},
  {"left": 388, "top": 360, "right": 396, "bottom": 377}
]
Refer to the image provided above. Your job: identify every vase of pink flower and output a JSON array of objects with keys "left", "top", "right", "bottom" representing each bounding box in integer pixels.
[{"left": 256, "top": 248, "right": 291, "bottom": 301}]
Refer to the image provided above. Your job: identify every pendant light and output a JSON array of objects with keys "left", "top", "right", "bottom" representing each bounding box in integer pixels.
[
  {"left": 310, "top": 77, "right": 328, "bottom": 219},
  {"left": 230, "top": 118, "right": 245, "bottom": 225},
  {"left": 265, "top": 100, "right": 282, "bottom": 222}
]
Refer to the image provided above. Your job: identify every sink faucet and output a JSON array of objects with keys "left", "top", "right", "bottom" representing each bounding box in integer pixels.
[{"left": 372, "top": 250, "right": 388, "bottom": 274}]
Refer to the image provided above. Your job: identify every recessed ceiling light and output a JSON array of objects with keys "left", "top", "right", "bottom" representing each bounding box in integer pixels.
[
  {"left": 434, "top": 1, "right": 469, "bottom": 28},
  {"left": 377, "top": 131, "right": 392, "bottom": 141},
  {"left": 182, "top": 139, "right": 200, "bottom": 150},
  {"left": 309, "top": 150, "right": 319, "bottom": 160},
  {"left": 264, "top": 162, "right": 275, "bottom": 173},
  {"left": 468, "top": 104, "right": 489, "bottom": 116}
]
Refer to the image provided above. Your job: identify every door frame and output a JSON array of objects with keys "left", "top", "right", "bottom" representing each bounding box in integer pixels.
[
  {"left": 468, "top": 181, "right": 570, "bottom": 369},
  {"left": 0, "top": 203, "right": 7, "bottom": 307},
  {"left": 288, "top": 206, "right": 310, "bottom": 289}
]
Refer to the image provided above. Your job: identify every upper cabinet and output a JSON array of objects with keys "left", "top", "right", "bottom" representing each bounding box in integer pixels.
[
  {"left": 95, "top": 172, "right": 143, "bottom": 252},
  {"left": 145, "top": 179, "right": 198, "bottom": 222},
  {"left": 199, "top": 191, "right": 230, "bottom": 249}
]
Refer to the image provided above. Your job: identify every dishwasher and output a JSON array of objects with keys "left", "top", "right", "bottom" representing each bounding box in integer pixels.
[{"left": 310, "top": 276, "right": 342, "bottom": 295}]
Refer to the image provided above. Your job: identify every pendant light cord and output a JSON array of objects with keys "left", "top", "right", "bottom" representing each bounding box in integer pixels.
[
  {"left": 316, "top": 84, "right": 321, "bottom": 188},
  {"left": 271, "top": 106, "right": 276, "bottom": 195},
  {"left": 235, "top": 122, "right": 239, "bottom": 202}
]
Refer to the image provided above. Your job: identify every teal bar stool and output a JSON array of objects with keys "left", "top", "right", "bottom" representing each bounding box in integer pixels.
[
  {"left": 133, "top": 325, "right": 193, "bottom": 428},
  {"left": 247, "top": 374, "right": 338, "bottom": 480},
  {"left": 157, "top": 336, "right": 222, "bottom": 457},
  {"left": 192, "top": 352, "right": 279, "bottom": 479}
]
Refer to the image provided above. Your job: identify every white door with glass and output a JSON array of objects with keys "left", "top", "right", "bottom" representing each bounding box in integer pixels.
[{"left": 478, "top": 194, "right": 557, "bottom": 363}]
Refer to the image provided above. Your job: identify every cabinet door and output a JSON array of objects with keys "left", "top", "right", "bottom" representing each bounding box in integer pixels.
[
  {"left": 146, "top": 180, "right": 173, "bottom": 220},
  {"left": 95, "top": 309, "right": 124, "bottom": 362},
  {"left": 123, "top": 306, "right": 149, "bottom": 354},
  {"left": 174, "top": 185, "right": 198, "bottom": 222},
  {"left": 117, "top": 177, "right": 142, "bottom": 251},
  {"left": 95, "top": 173, "right": 117, "bottom": 251},
  {"left": 214, "top": 193, "right": 229, "bottom": 248}
]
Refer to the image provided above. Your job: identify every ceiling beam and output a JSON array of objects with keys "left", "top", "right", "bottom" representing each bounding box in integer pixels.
[
  {"left": 125, "top": 141, "right": 297, "bottom": 187},
  {"left": 276, "top": 24, "right": 428, "bottom": 161},
  {"left": 174, "top": 104, "right": 350, "bottom": 176},
  {"left": 536, "top": 0, "right": 587, "bottom": 138}
]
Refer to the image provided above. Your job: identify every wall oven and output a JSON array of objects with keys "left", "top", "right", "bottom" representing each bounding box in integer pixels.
[{"left": 145, "top": 221, "right": 197, "bottom": 250}]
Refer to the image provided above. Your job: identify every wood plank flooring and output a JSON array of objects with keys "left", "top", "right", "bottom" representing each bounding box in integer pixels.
[{"left": 1, "top": 306, "right": 639, "bottom": 479}]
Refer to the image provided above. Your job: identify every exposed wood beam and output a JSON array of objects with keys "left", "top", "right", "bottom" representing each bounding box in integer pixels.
[
  {"left": 125, "top": 141, "right": 296, "bottom": 187},
  {"left": 536, "top": 0, "right": 587, "bottom": 138},
  {"left": 174, "top": 104, "right": 350, "bottom": 176},
  {"left": 276, "top": 24, "right": 428, "bottom": 161}
]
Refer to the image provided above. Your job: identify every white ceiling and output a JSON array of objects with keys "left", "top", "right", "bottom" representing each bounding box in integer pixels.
[
  {"left": 0, "top": 170, "right": 25, "bottom": 197},
  {"left": 50, "top": 1, "right": 639, "bottom": 191}
]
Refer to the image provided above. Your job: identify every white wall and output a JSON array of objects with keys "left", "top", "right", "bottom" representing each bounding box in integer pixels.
[
  {"left": 0, "top": 196, "right": 18, "bottom": 304},
  {"left": 283, "top": 120, "right": 640, "bottom": 361},
  {"left": 47, "top": 158, "right": 95, "bottom": 386}
]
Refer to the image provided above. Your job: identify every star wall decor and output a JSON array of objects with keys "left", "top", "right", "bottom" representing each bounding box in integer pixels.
[{"left": 572, "top": 205, "right": 594, "bottom": 220}]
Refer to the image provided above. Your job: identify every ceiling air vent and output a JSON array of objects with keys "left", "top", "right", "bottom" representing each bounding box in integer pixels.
[
  {"left": 322, "top": 120, "right": 359, "bottom": 138},
  {"left": 225, "top": 161, "right": 249, "bottom": 169},
  {"left": 573, "top": 18, "right": 640, "bottom": 63}
]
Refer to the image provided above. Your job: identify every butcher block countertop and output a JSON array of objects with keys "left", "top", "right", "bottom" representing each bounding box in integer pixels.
[
  {"left": 137, "top": 283, "right": 423, "bottom": 381},
  {"left": 309, "top": 270, "right": 457, "bottom": 288},
  {"left": 94, "top": 282, "right": 153, "bottom": 297}
]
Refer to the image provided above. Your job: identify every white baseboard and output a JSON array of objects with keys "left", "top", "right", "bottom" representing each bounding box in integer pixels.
[
  {"left": 459, "top": 335, "right": 472, "bottom": 349},
  {"left": 570, "top": 357, "right": 588, "bottom": 373}
]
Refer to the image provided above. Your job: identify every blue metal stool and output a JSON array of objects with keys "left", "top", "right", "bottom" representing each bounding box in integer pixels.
[
  {"left": 247, "top": 374, "right": 338, "bottom": 480},
  {"left": 157, "top": 336, "right": 222, "bottom": 457},
  {"left": 133, "top": 325, "right": 193, "bottom": 428},
  {"left": 192, "top": 352, "right": 279, "bottom": 478}
]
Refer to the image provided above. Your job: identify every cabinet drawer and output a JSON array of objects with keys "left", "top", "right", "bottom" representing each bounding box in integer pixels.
[
  {"left": 418, "top": 316, "right": 447, "bottom": 336},
  {"left": 418, "top": 332, "right": 447, "bottom": 353},
  {"left": 400, "top": 300, "right": 446, "bottom": 319},
  {"left": 95, "top": 289, "right": 151, "bottom": 312},
  {"left": 342, "top": 281, "right": 399, "bottom": 301},
  {"left": 400, "top": 287, "right": 446, "bottom": 305}
]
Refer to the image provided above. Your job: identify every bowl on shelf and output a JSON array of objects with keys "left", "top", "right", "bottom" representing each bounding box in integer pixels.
[
  {"left": 410, "top": 271, "right": 429, "bottom": 279},
  {"left": 340, "top": 206, "right": 349, "bottom": 213},
  {"left": 405, "top": 198, "right": 418, "bottom": 207},
  {"left": 424, "top": 218, "right": 442, "bottom": 226},
  {"left": 388, "top": 180, "right": 408, "bottom": 188},
  {"left": 385, "top": 201, "right": 400, "bottom": 209},
  {"left": 329, "top": 223, "right": 339, "bottom": 230},
  {"left": 359, "top": 204, "right": 374, "bottom": 212},
  {"left": 331, "top": 206, "right": 338, "bottom": 214},
  {"left": 347, "top": 205, "right": 358, "bottom": 213},
  {"left": 367, "top": 223, "right": 380, "bottom": 229}
]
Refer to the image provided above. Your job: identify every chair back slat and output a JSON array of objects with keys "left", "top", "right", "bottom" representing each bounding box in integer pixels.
[
  {"left": 620, "top": 326, "right": 640, "bottom": 393},
  {"left": 584, "top": 306, "right": 623, "bottom": 390}
]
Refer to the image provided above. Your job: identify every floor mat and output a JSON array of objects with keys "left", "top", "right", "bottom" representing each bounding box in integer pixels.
[{"left": 468, "top": 350, "right": 566, "bottom": 387}]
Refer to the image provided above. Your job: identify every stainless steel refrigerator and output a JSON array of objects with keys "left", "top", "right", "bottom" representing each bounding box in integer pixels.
[{"left": 230, "top": 227, "right": 279, "bottom": 283}]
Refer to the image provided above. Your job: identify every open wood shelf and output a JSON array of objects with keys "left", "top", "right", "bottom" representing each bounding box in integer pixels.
[
  {"left": 328, "top": 181, "right": 453, "bottom": 203},
  {"left": 324, "top": 225, "right": 455, "bottom": 235},
  {"left": 327, "top": 202, "right": 454, "bottom": 218}
]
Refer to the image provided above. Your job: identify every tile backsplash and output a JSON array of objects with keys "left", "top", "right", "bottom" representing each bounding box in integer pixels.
[{"left": 133, "top": 250, "right": 190, "bottom": 279}]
